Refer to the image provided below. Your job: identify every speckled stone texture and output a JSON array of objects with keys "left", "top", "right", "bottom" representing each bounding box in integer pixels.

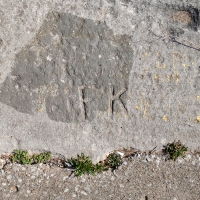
[
  {"left": 0, "top": 0, "right": 200, "bottom": 161},
  {"left": 0, "top": 154, "right": 200, "bottom": 199}
]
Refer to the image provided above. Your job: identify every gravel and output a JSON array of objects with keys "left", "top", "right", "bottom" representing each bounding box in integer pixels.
[{"left": 0, "top": 154, "right": 199, "bottom": 199}]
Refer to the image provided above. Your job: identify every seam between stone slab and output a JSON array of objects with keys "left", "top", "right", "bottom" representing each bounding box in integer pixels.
[{"left": 0, "top": 146, "right": 200, "bottom": 170}]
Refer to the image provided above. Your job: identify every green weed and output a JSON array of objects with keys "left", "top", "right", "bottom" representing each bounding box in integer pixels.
[
  {"left": 164, "top": 141, "right": 188, "bottom": 160},
  {"left": 67, "top": 153, "right": 107, "bottom": 176},
  {"left": 11, "top": 150, "right": 32, "bottom": 165},
  {"left": 105, "top": 152, "right": 122, "bottom": 170},
  {"left": 32, "top": 152, "right": 51, "bottom": 164},
  {"left": 11, "top": 150, "right": 51, "bottom": 165}
]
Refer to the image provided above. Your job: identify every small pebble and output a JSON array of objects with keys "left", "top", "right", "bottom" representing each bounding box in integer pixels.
[
  {"left": 0, "top": 159, "right": 6, "bottom": 169},
  {"left": 116, "top": 151, "right": 124, "bottom": 157},
  {"left": 2, "top": 182, "right": 6, "bottom": 186},
  {"left": 81, "top": 178, "right": 86, "bottom": 183},
  {"left": 6, "top": 175, "right": 12, "bottom": 180},
  {"left": 21, "top": 167, "right": 26, "bottom": 171},
  {"left": 18, "top": 178, "right": 22, "bottom": 183},
  {"left": 72, "top": 194, "right": 76, "bottom": 198},
  {"left": 31, "top": 167, "right": 37, "bottom": 172},
  {"left": 10, "top": 185, "right": 18, "bottom": 192},
  {"left": 111, "top": 176, "right": 115, "bottom": 181},
  {"left": 63, "top": 176, "right": 68, "bottom": 181},
  {"left": 146, "top": 156, "right": 152, "bottom": 162},
  {"left": 81, "top": 191, "right": 88, "bottom": 196},
  {"left": 123, "top": 161, "right": 127, "bottom": 165},
  {"left": 186, "top": 154, "right": 192, "bottom": 160},
  {"left": 177, "top": 158, "right": 184, "bottom": 163},
  {"left": 84, "top": 186, "right": 91, "bottom": 192},
  {"left": 118, "top": 165, "right": 123, "bottom": 170},
  {"left": 64, "top": 188, "right": 69, "bottom": 193}
]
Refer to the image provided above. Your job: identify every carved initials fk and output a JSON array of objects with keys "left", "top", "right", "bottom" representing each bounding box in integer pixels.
[
  {"left": 78, "top": 86, "right": 92, "bottom": 119},
  {"left": 108, "top": 86, "right": 128, "bottom": 118}
]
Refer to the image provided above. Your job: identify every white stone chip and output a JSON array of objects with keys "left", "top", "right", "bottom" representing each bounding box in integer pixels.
[
  {"left": 81, "top": 191, "right": 88, "bottom": 196},
  {"left": 64, "top": 188, "right": 69, "bottom": 193}
]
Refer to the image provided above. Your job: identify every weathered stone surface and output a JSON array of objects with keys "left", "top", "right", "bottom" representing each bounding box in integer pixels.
[
  {"left": 0, "top": 0, "right": 200, "bottom": 161},
  {"left": 0, "top": 12, "right": 133, "bottom": 122}
]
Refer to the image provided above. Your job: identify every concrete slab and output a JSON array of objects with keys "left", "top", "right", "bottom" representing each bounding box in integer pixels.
[{"left": 0, "top": 0, "right": 200, "bottom": 161}]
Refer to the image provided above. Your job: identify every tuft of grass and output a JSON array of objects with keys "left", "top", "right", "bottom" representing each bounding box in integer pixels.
[
  {"left": 11, "top": 150, "right": 51, "bottom": 165},
  {"left": 105, "top": 152, "right": 122, "bottom": 170},
  {"left": 164, "top": 141, "right": 188, "bottom": 160},
  {"left": 66, "top": 153, "right": 107, "bottom": 176},
  {"left": 11, "top": 150, "right": 32, "bottom": 165},
  {"left": 32, "top": 152, "right": 51, "bottom": 164}
]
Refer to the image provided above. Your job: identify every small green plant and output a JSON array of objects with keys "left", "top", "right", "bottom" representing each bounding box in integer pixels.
[
  {"left": 164, "top": 141, "right": 188, "bottom": 160},
  {"left": 12, "top": 150, "right": 32, "bottom": 165},
  {"left": 11, "top": 150, "right": 51, "bottom": 165},
  {"left": 105, "top": 152, "right": 122, "bottom": 170},
  {"left": 32, "top": 152, "right": 51, "bottom": 164},
  {"left": 67, "top": 153, "right": 107, "bottom": 176}
]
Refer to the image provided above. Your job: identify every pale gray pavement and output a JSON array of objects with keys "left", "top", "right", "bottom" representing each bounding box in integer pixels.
[
  {"left": 0, "top": 153, "right": 200, "bottom": 200},
  {"left": 0, "top": 0, "right": 200, "bottom": 162}
]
